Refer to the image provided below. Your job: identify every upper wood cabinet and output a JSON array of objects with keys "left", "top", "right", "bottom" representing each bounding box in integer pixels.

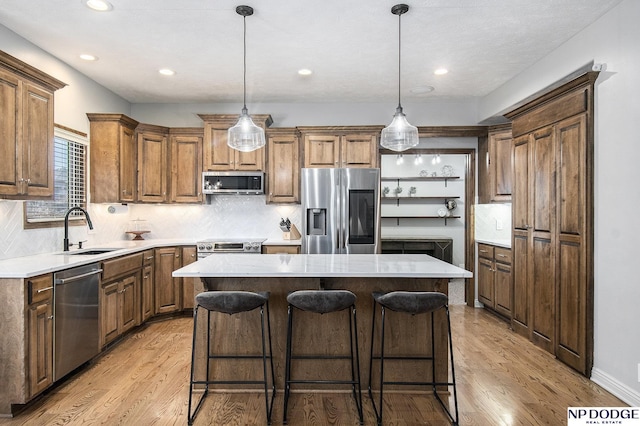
[
  {"left": 0, "top": 51, "right": 66, "bottom": 199},
  {"left": 88, "top": 116, "right": 202, "bottom": 204},
  {"left": 300, "top": 126, "right": 381, "bottom": 169},
  {"left": 87, "top": 113, "right": 139, "bottom": 203},
  {"left": 266, "top": 128, "right": 300, "bottom": 204},
  {"left": 478, "top": 125, "right": 512, "bottom": 204},
  {"left": 136, "top": 123, "right": 169, "bottom": 203},
  {"left": 198, "top": 114, "right": 273, "bottom": 171},
  {"left": 170, "top": 128, "right": 203, "bottom": 203}
]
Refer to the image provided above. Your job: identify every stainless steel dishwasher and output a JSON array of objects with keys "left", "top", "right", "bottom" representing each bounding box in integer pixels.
[{"left": 53, "top": 262, "right": 102, "bottom": 381}]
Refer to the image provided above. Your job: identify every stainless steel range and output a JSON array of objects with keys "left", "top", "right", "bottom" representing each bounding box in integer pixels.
[{"left": 197, "top": 238, "right": 266, "bottom": 259}]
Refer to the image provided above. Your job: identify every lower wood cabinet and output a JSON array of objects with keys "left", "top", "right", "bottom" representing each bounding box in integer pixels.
[
  {"left": 477, "top": 243, "right": 512, "bottom": 318},
  {"left": 181, "top": 246, "right": 197, "bottom": 310},
  {"left": 154, "top": 247, "right": 182, "bottom": 314},
  {"left": 141, "top": 249, "right": 155, "bottom": 322},
  {"left": 27, "top": 274, "right": 54, "bottom": 397},
  {"left": 100, "top": 273, "right": 138, "bottom": 347},
  {"left": 262, "top": 244, "right": 301, "bottom": 254}
]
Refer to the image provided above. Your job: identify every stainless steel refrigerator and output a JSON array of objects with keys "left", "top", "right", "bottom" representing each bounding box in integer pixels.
[{"left": 301, "top": 168, "right": 380, "bottom": 254}]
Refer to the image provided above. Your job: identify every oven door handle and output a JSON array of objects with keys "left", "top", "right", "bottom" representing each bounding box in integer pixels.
[{"left": 54, "top": 268, "right": 103, "bottom": 285}]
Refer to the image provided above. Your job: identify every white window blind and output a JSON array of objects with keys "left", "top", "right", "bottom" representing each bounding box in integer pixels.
[{"left": 26, "top": 128, "right": 87, "bottom": 223}]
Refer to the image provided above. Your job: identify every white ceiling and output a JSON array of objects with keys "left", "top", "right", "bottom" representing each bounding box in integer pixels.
[{"left": 0, "top": 0, "right": 621, "bottom": 104}]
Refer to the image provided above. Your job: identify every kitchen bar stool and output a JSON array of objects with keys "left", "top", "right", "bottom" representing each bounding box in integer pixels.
[
  {"left": 188, "top": 291, "right": 276, "bottom": 425},
  {"left": 283, "top": 290, "right": 364, "bottom": 425},
  {"left": 368, "top": 291, "right": 459, "bottom": 425}
]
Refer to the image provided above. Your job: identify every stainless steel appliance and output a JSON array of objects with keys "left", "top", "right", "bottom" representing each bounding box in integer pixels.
[
  {"left": 53, "top": 262, "right": 102, "bottom": 380},
  {"left": 202, "top": 171, "right": 264, "bottom": 195},
  {"left": 197, "top": 238, "right": 266, "bottom": 259},
  {"left": 301, "top": 168, "right": 380, "bottom": 254}
]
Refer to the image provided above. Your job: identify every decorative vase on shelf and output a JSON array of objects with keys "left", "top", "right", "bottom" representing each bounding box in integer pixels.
[
  {"left": 409, "top": 186, "right": 416, "bottom": 197},
  {"left": 382, "top": 186, "right": 390, "bottom": 197},
  {"left": 394, "top": 186, "right": 403, "bottom": 196}
]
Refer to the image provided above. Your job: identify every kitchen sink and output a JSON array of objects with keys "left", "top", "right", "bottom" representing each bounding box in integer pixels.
[{"left": 64, "top": 248, "right": 120, "bottom": 256}]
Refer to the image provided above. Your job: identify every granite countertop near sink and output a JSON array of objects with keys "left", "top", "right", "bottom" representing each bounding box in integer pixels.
[{"left": 0, "top": 239, "right": 195, "bottom": 279}]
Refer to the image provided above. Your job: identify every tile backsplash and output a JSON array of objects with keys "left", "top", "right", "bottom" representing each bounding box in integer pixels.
[
  {"left": 0, "top": 198, "right": 301, "bottom": 261},
  {"left": 474, "top": 203, "right": 512, "bottom": 243}
]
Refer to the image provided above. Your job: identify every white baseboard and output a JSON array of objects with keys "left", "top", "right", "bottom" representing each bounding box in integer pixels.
[{"left": 591, "top": 367, "right": 640, "bottom": 406}]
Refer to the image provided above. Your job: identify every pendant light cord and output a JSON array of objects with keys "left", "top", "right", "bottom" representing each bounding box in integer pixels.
[
  {"left": 397, "top": 11, "right": 402, "bottom": 110},
  {"left": 243, "top": 14, "right": 247, "bottom": 112}
]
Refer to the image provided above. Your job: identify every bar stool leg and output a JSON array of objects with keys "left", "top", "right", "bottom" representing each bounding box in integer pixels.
[
  {"left": 431, "top": 306, "right": 459, "bottom": 425},
  {"left": 349, "top": 305, "right": 364, "bottom": 424},
  {"left": 259, "top": 302, "right": 276, "bottom": 425},
  {"left": 188, "top": 306, "right": 211, "bottom": 425},
  {"left": 283, "top": 304, "right": 293, "bottom": 425}
]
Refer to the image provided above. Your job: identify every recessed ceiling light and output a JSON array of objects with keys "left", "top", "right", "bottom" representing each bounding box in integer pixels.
[
  {"left": 79, "top": 54, "right": 98, "bottom": 61},
  {"left": 410, "top": 85, "right": 435, "bottom": 94},
  {"left": 83, "top": 0, "right": 113, "bottom": 11},
  {"left": 298, "top": 69, "right": 313, "bottom": 76},
  {"left": 159, "top": 68, "right": 176, "bottom": 76},
  {"left": 434, "top": 68, "right": 448, "bottom": 75}
]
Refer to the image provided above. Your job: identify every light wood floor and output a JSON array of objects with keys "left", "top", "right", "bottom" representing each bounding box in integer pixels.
[{"left": 0, "top": 306, "right": 624, "bottom": 425}]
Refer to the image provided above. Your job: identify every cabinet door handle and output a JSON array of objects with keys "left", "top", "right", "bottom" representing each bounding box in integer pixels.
[{"left": 47, "top": 315, "right": 54, "bottom": 321}]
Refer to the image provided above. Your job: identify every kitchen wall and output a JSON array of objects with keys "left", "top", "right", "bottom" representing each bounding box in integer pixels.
[{"left": 479, "top": 0, "right": 640, "bottom": 405}]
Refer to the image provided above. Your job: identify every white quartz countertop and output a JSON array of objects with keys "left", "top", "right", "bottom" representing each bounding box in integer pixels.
[
  {"left": 173, "top": 253, "right": 472, "bottom": 279},
  {"left": 475, "top": 238, "right": 511, "bottom": 249},
  {"left": 0, "top": 239, "right": 194, "bottom": 278}
]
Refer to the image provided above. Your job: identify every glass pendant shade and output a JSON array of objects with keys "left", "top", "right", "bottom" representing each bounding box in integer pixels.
[
  {"left": 381, "top": 106, "right": 419, "bottom": 151},
  {"left": 228, "top": 107, "right": 265, "bottom": 152}
]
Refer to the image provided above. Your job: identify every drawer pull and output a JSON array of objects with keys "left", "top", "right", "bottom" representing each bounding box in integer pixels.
[
  {"left": 145, "top": 256, "right": 154, "bottom": 260},
  {"left": 497, "top": 254, "right": 507, "bottom": 258},
  {"left": 37, "top": 286, "right": 54, "bottom": 293}
]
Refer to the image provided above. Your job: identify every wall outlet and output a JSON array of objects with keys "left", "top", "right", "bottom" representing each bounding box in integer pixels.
[{"left": 496, "top": 219, "right": 504, "bottom": 230}]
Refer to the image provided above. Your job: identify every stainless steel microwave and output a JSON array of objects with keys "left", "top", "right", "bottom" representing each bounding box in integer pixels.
[{"left": 202, "top": 171, "right": 264, "bottom": 195}]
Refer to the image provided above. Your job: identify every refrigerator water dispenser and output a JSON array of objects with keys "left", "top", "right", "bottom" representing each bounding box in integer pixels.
[{"left": 307, "top": 208, "right": 327, "bottom": 236}]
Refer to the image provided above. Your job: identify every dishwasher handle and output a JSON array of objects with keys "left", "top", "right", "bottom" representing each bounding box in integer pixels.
[{"left": 54, "top": 268, "right": 103, "bottom": 285}]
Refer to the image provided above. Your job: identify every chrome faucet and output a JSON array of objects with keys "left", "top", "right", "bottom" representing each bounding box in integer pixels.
[{"left": 64, "top": 207, "right": 94, "bottom": 251}]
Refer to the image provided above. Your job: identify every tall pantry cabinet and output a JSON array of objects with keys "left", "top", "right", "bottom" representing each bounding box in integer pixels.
[{"left": 506, "top": 72, "right": 597, "bottom": 377}]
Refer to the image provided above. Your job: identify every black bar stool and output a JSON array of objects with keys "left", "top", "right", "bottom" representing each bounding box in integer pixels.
[
  {"left": 188, "top": 291, "right": 276, "bottom": 425},
  {"left": 368, "top": 291, "right": 459, "bottom": 425},
  {"left": 283, "top": 290, "right": 364, "bottom": 425}
]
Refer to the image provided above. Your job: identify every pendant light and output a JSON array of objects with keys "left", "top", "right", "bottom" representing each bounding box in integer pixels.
[
  {"left": 227, "top": 5, "right": 265, "bottom": 152},
  {"left": 380, "top": 4, "right": 419, "bottom": 152}
]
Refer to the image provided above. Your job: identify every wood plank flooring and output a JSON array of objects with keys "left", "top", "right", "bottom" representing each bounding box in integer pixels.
[{"left": 0, "top": 306, "right": 625, "bottom": 425}]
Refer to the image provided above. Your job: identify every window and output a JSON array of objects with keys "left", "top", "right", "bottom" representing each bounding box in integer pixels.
[{"left": 24, "top": 126, "right": 88, "bottom": 227}]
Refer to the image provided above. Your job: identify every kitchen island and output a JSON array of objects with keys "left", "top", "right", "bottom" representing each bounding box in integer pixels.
[{"left": 173, "top": 253, "right": 472, "bottom": 392}]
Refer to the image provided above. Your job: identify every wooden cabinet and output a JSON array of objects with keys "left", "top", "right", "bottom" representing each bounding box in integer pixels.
[
  {"left": 198, "top": 114, "right": 273, "bottom": 171},
  {"left": 100, "top": 253, "right": 143, "bottom": 347},
  {"left": 154, "top": 247, "right": 182, "bottom": 314},
  {"left": 170, "top": 128, "right": 203, "bottom": 203},
  {"left": 478, "top": 126, "right": 513, "bottom": 203},
  {"left": 141, "top": 249, "right": 155, "bottom": 322},
  {"left": 477, "top": 243, "right": 512, "bottom": 318},
  {"left": 87, "top": 113, "right": 139, "bottom": 203},
  {"left": 300, "top": 126, "right": 381, "bottom": 168},
  {"left": 266, "top": 128, "right": 300, "bottom": 204},
  {"left": 0, "top": 51, "right": 66, "bottom": 199},
  {"left": 506, "top": 72, "right": 596, "bottom": 376},
  {"left": 27, "top": 274, "right": 54, "bottom": 397},
  {"left": 137, "top": 124, "right": 169, "bottom": 203},
  {"left": 181, "top": 246, "right": 197, "bottom": 310},
  {"left": 262, "top": 245, "right": 301, "bottom": 254}
]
